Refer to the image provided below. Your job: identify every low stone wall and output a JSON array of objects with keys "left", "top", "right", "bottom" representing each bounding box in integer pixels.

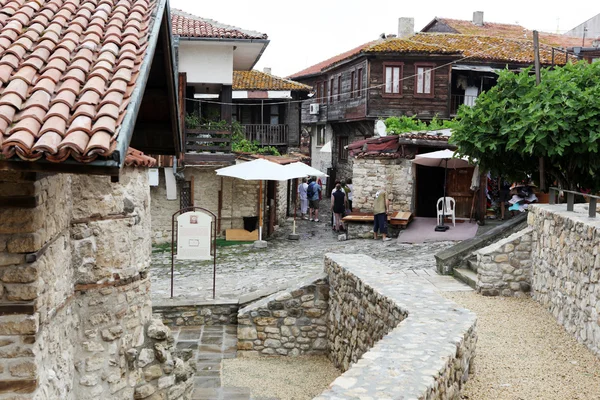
[
  {"left": 317, "top": 254, "right": 477, "bottom": 399},
  {"left": 236, "top": 274, "right": 329, "bottom": 357},
  {"left": 153, "top": 300, "right": 239, "bottom": 327},
  {"left": 475, "top": 228, "right": 533, "bottom": 296},
  {"left": 529, "top": 204, "right": 600, "bottom": 357}
]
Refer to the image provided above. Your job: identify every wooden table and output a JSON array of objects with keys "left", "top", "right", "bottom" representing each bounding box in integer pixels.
[{"left": 342, "top": 212, "right": 413, "bottom": 229}]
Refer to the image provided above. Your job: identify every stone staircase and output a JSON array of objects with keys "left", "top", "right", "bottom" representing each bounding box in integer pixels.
[{"left": 453, "top": 255, "right": 478, "bottom": 289}]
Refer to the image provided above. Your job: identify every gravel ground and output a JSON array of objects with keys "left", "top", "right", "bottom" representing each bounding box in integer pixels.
[
  {"left": 443, "top": 292, "right": 600, "bottom": 400},
  {"left": 222, "top": 356, "right": 340, "bottom": 400}
]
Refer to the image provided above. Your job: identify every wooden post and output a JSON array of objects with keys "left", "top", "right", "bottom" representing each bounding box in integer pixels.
[
  {"left": 478, "top": 173, "right": 487, "bottom": 225},
  {"left": 533, "top": 31, "right": 546, "bottom": 191},
  {"left": 217, "top": 177, "right": 223, "bottom": 234},
  {"left": 190, "top": 175, "right": 195, "bottom": 206},
  {"left": 258, "top": 180, "right": 263, "bottom": 241}
]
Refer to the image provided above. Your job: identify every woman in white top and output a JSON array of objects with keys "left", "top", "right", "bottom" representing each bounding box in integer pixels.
[{"left": 298, "top": 177, "right": 309, "bottom": 219}]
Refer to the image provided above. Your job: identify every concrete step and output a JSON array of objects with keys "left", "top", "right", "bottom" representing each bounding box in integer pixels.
[
  {"left": 454, "top": 268, "right": 477, "bottom": 290},
  {"left": 467, "top": 258, "right": 478, "bottom": 273}
]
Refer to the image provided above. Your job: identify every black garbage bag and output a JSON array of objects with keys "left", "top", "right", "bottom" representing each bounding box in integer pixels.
[{"left": 243, "top": 216, "right": 258, "bottom": 232}]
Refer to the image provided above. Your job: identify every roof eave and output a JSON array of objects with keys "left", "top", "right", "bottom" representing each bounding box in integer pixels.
[
  {"left": 114, "top": 0, "right": 169, "bottom": 170},
  {"left": 249, "top": 40, "right": 270, "bottom": 69}
]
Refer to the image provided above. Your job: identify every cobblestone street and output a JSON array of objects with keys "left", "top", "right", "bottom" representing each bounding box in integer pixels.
[{"left": 150, "top": 207, "right": 464, "bottom": 302}]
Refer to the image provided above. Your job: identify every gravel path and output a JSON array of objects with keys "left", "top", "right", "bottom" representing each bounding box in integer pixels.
[
  {"left": 222, "top": 356, "right": 340, "bottom": 400},
  {"left": 443, "top": 292, "right": 600, "bottom": 400}
]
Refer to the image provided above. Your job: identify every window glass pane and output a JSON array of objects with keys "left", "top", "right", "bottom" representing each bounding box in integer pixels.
[
  {"left": 385, "top": 67, "right": 392, "bottom": 93},
  {"left": 424, "top": 68, "right": 431, "bottom": 93},
  {"left": 393, "top": 67, "right": 400, "bottom": 93},
  {"left": 417, "top": 67, "right": 424, "bottom": 93}
]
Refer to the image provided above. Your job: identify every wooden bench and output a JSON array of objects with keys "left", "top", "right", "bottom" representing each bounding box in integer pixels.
[
  {"left": 225, "top": 229, "right": 258, "bottom": 241},
  {"left": 342, "top": 211, "right": 413, "bottom": 228}
]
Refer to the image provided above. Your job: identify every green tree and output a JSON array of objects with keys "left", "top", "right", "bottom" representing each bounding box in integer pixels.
[{"left": 451, "top": 62, "right": 600, "bottom": 191}]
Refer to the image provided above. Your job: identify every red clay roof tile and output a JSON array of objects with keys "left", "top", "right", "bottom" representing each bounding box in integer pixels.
[
  {"left": 0, "top": 0, "right": 160, "bottom": 165},
  {"left": 170, "top": 9, "right": 267, "bottom": 40}
]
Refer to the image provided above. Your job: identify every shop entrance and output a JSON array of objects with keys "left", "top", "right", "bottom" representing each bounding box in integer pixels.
[{"left": 415, "top": 164, "right": 445, "bottom": 218}]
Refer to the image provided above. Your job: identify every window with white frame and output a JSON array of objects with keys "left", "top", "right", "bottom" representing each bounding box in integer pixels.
[
  {"left": 415, "top": 64, "right": 434, "bottom": 96},
  {"left": 383, "top": 63, "right": 402, "bottom": 96},
  {"left": 316, "top": 125, "right": 325, "bottom": 147}
]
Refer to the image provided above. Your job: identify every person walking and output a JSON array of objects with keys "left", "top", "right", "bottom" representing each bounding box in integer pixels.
[
  {"left": 331, "top": 183, "right": 347, "bottom": 232},
  {"left": 343, "top": 179, "right": 353, "bottom": 212},
  {"left": 307, "top": 177, "right": 321, "bottom": 222},
  {"left": 373, "top": 189, "right": 392, "bottom": 241},
  {"left": 298, "top": 177, "right": 308, "bottom": 219}
]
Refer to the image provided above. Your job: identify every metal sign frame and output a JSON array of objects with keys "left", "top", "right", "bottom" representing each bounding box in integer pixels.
[{"left": 171, "top": 207, "right": 217, "bottom": 299}]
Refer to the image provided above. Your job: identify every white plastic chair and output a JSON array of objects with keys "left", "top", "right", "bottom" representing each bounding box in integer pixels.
[{"left": 436, "top": 197, "right": 456, "bottom": 227}]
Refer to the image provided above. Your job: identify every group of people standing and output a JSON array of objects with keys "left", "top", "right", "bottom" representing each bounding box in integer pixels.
[
  {"left": 297, "top": 177, "right": 353, "bottom": 230},
  {"left": 297, "top": 177, "right": 392, "bottom": 241}
]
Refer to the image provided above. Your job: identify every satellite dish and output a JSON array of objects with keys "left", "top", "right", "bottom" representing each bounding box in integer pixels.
[{"left": 376, "top": 120, "right": 387, "bottom": 137}]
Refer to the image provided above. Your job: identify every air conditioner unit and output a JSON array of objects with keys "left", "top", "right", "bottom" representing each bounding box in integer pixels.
[{"left": 309, "top": 103, "right": 320, "bottom": 115}]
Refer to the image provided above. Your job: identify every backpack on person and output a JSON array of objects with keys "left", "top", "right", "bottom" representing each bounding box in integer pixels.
[{"left": 307, "top": 182, "right": 315, "bottom": 199}]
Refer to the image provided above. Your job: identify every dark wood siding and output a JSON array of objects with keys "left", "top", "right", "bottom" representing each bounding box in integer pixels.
[
  {"left": 297, "top": 59, "right": 368, "bottom": 124},
  {"left": 368, "top": 56, "right": 455, "bottom": 120}
]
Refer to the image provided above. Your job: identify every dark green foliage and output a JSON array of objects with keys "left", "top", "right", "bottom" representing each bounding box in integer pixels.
[{"left": 451, "top": 62, "right": 600, "bottom": 191}]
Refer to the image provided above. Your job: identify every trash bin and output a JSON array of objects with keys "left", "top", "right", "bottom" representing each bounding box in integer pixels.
[{"left": 243, "top": 216, "right": 258, "bottom": 232}]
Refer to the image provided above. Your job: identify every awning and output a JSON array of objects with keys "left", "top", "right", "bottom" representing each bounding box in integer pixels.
[
  {"left": 452, "top": 64, "right": 499, "bottom": 73},
  {"left": 412, "top": 149, "right": 472, "bottom": 169},
  {"left": 215, "top": 158, "right": 302, "bottom": 181},
  {"left": 284, "top": 162, "right": 328, "bottom": 177}
]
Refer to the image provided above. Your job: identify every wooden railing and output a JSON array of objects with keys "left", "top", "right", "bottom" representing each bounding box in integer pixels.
[
  {"left": 243, "top": 124, "right": 288, "bottom": 146},
  {"left": 185, "top": 126, "right": 232, "bottom": 153},
  {"left": 450, "top": 95, "right": 478, "bottom": 115}
]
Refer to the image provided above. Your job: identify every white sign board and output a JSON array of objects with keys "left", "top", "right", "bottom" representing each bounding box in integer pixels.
[{"left": 176, "top": 211, "right": 212, "bottom": 260}]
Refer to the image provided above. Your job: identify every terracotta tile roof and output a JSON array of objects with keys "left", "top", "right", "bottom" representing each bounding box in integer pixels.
[
  {"left": 233, "top": 70, "right": 311, "bottom": 91},
  {"left": 171, "top": 9, "right": 267, "bottom": 39},
  {"left": 287, "top": 41, "right": 377, "bottom": 79},
  {"left": 124, "top": 147, "right": 156, "bottom": 166},
  {"left": 427, "top": 17, "right": 595, "bottom": 48},
  {"left": 408, "top": 33, "right": 567, "bottom": 65},
  {"left": 363, "top": 38, "right": 460, "bottom": 55},
  {"left": 0, "top": 0, "right": 159, "bottom": 164}
]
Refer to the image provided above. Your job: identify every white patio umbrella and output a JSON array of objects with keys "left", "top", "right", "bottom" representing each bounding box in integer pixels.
[
  {"left": 215, "top": 159, "right": 305, "bottom": 242},
  {"left": 412, "top": 149, "right": 472, "bottom": 231},
  {"left": 283, "top": 162, "right": 328, "bottom": 178}
]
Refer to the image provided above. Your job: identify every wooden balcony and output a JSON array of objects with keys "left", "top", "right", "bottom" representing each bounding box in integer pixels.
[
  {"left": 243, "top": 124, "right": 288, "bottom": 146},
  {"left": 184, "top": 126, "right": 235, "bottom": 164}
]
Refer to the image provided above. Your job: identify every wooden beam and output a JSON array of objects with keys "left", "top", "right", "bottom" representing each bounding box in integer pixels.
[
  {"left": 0, "top": 160, "right": 120, "bottom": 176},
  {"left": 0, "top": 195, "right": 38, "bottom": 208}
]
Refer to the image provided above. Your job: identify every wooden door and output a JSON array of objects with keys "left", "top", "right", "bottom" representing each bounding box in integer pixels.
[{"left": 447, "top": 167, "right": 475, "bottom": 218}]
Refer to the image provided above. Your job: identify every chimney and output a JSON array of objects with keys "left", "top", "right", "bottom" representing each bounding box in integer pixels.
[
  {"left": 263, "top": 67, "right": 272, "bottom": 74},
  {"left": 473, "top": 11, "right": 484, "bottom": 26},
  {"left": 398, "top": 17, "right": 414, "bottom": 38}
]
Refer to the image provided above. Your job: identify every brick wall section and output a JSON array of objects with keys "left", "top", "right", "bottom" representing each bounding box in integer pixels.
[
  {"left": 236, "top": 274, "right": 329, "bottom": 357},
  {"left": 0, "top": 169, "right": 193, "bottom": 400},
  {"left": 475, "top": 228, "right": 533, "bottom": 296},
  {"left": 529, "top": 204, "right": 600, "bottom": 357},
  {"left": 352, "top": 158, "right": 413, "bottom": 213}
]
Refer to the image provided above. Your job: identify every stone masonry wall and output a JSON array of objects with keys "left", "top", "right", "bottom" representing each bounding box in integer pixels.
[
  {"left": 153, "top": 300, "right": 239, "bottom": 327},
  {"left": 529, "top": 204, "right": 600, "bottom": 357},
  {"left": 317, "top": 254, "right": 477, "bottom": 399},
  {"left": 325, "top": 256, "right": 406, "bottom": 372},
  {"left": 0, "top": 169, "right": 193, "bottom": 400},
  {"left": 149, "top": 170, "right": 180, "bottom": 245},
  {"left": 236, "top": 274, "right": 329, "bottom": 357},
  {"left": 475, "top": 228, "right": 533, "bottom": 297},
  {"left": 352, "top": 157, "right": 413, "bottom": 213}
]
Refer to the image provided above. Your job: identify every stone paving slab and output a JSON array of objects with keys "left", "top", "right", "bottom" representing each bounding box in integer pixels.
[{"left": 151, "top": 216, "right": 464, "bottom": 303}]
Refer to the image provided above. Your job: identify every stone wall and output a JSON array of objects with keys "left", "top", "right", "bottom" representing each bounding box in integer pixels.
[
  {"left": 317, "top": 254, "right": 477, "bottom": 399},
  {"left": 352, "top": 157, "right": 413, "bottom": 213},
  {"left": 149, "top": 171, "right": 179, "bottom": 245},
  {"left": 325, "top": 257, "right": 406, "bottom": 372},
  {"left": 475, "top": 228, "right": 533, "bottom": 296},
  {"left": 236, "top": 274, "right": 329, "bottom": 357},
  {"left": 529, "top": 204, "right": 600, "bottom": 357},
  {"left": 0, "top": 169, "right": 192, "bottom": 399},
  {"left": 153, "top": 300, "right": 239, "bottom": 327}
]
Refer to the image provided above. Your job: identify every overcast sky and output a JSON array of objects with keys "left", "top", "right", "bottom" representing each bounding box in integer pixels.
[{"left": 169, "top": 0, "right": 600, "bottom": 77}]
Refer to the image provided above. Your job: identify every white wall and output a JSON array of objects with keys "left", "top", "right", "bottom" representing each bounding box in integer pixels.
[
  {"left": 179, "top": 41, "right": 234, "bottom": 84},
  {"left": 310, "top": 123, "right": 333, "bottom": 179}
]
